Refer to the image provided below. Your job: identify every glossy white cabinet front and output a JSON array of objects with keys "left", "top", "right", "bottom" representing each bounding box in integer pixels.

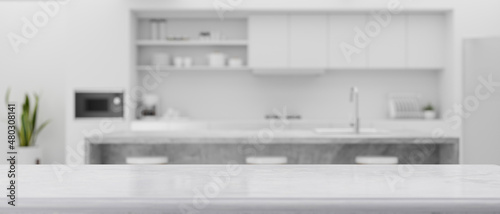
[
  {"left": 407, "top": 14, "right": 445, "bottom": 68},
  {"left": 289, "top": 15, "right": 328, "bottom": 68},
  {"left": 250, "top": 14, "right": 444, "bottom": 70},
  {"left": 249, "top": 15, "right": 328, "bottom": 69},
  {"left": 248, "top": 15, "right": 288, "bottom": 68},
  {"left": 329, "top": 15, "right": 369, "bottom": 68},
  {"left": 367, "top": 15, "right": 407, "bottom": 68}
]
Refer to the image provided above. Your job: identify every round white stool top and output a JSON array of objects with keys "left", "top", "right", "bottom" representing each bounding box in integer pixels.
[
  {"left": 355, "top": 156, "right": 398, "bottom": 164},
  {"left": 246, "top": 156, "right": 288, "bottom": 165},
  {"left": 126, "top": 156, "right": 168, "bottom": 164}
]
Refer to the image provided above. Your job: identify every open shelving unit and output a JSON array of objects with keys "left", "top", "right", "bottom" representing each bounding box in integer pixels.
[{"left": 135, "top": 17, "right": 248, "bottom": 71}]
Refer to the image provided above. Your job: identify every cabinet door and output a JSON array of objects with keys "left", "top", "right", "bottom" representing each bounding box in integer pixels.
[
  {"left": 248, "top": 15, "right": 288, "bottom": 68},
  {"left": 368, "top": 15, "right": 407, "bottom": 68},
  {"left": 289, "top": 15, "right": 328, "bottom": 68},
  {"left": 407, "top": 15, "right": 445, "bottom": 68},
  {"left": 329, "top": 15, "right": 368, "bottom": 68}
]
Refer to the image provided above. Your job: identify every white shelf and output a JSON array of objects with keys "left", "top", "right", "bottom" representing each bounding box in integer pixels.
[
  {"left": 136, "top": 40, "right": 248, "bottom": 46},
  {"left": 137, "top": 65, "right": 251, "bottom": 71}
]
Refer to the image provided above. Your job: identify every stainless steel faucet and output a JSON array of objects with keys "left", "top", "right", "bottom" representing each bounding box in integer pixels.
[{"left": 350, "top": 86, "right": 360, "bottom": 134}]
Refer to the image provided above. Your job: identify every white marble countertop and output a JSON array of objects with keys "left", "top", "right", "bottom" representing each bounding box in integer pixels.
[
  {"left": 2, "top": 165, "right": 500, "bottom": 213},
  {"left": 87, "top": 130, "right": 459, "bottom": 144}
]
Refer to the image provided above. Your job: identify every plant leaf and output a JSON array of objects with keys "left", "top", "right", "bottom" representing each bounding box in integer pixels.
[
  {"left": 18, "top": 124, "right": 26, "bottom": 147},
  {"left": 21, "top": 112, "right": 32, "bottom": 147},
  {"left": 6, "top": 91, "right": 48, "bottom": 147},
  {"left": 23, "top": 94, "right": 30, "bottom": 114},
  {"left": 36, "top": 120, "right": 50, "bottom": 134},
  {"left": 15, "top": 126, "right": 21, "bottom": 147},
  {"left": 32, "top": 93, "right": 39, "bottom": 133},
  {"left": 23, "top": 94, "right": 32, "bottom": 146}
]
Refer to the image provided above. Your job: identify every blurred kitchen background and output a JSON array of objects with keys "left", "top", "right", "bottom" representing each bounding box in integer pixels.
[{"left": 1, "top": 0, "right": 500, "bottom": 165}]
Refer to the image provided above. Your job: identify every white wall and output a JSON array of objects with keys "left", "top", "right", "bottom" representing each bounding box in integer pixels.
[
  {"left": 0, "top": 0, "right": 132, "bottom": 164},
  {"left": 0, "top": 1, "right": 70, "bottom": 164},
  {"left": 144, "top": 70, "right": 439, "bottom": 120},
  {"left": 62, "top": 0, "right": 132, "bottom": 165},
  {"left": 2, "top": 0, "right": 500, "bottom": 164}
]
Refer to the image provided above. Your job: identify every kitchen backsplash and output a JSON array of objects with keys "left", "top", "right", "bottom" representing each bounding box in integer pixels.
[{"left": 139, "top": 69, "right": 439, "bottom": 120}]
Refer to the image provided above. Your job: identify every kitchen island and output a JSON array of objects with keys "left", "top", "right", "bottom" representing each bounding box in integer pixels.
[
  {"left": 3, "top": 165, "right": 500, "bottom": 213},
  {"left": 86, "top": 130, "right": 459, "bottom": 164}
]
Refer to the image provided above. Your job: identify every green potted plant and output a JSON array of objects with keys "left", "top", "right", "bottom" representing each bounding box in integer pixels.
[
  {"left": 422, "top": 103, "right": 436, "bottom": 120},
  {"left": 5, "top": 88, "right": 49, "bottom": 164}
]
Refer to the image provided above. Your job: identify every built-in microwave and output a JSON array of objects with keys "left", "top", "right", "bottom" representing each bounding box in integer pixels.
[{"left": 75, "top": 91, "right": 124, "bottom": 118}]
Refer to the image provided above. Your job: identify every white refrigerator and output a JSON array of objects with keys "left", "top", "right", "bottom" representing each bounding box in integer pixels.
[{"left": 463, "top": 37, "right": 500, "bottom": 164}]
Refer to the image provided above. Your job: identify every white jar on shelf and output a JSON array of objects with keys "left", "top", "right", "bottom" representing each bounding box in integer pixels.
[
  {"left": 173, "top": 57, "right": 183, "bottom": 68},
  {"left": 228, "top": 57, "right": 243, "bottom": 67},
  {"left": 207, "top": 52, "right": 226, "bottom": 67},
  {"left": 183, "top": 57, "right": 193, "bottom": 67},
  {"left": 150, "top": 19, "right": 167, "bottom": 40}
]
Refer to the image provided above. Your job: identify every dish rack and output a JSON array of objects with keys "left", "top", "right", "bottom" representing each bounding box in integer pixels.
[{"left": 388, "top": 93, "right": 423, "bottom": 119}]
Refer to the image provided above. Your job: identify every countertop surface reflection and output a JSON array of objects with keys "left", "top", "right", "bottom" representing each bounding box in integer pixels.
[{"left": 4, "top": 165, "right": 500, "bottom": 212}]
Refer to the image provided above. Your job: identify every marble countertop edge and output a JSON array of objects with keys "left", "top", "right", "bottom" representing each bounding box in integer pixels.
[{"left": 6, "top": 198, "right": 500, "bottom": 212}]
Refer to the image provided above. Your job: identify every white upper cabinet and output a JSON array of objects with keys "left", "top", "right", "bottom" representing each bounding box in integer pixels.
[
  {"left": 329, "top": 15, "right": 368, "bottom": 68},
  {"left": 368, "top": 15, "right": 407, "bottom": 68},
  {"left": 249, "top": 15, "right": 288, "bottom": 68},
  {"left": 407, "top": 15, "right": 445, "bottom": 69},
  {"left": 249, "top": 15, "right": 328, "bottom": 70},
  {"left": 289, "top": 15, "right": 328, "bottom": 68},
  {"left": 249, "top": 13, "right": 445, "bottom": 71}
]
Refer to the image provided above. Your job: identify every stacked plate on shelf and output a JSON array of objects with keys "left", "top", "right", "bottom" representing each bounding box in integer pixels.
[{"left": 388, "top": 93, "right": 423, "bottom": 119}]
